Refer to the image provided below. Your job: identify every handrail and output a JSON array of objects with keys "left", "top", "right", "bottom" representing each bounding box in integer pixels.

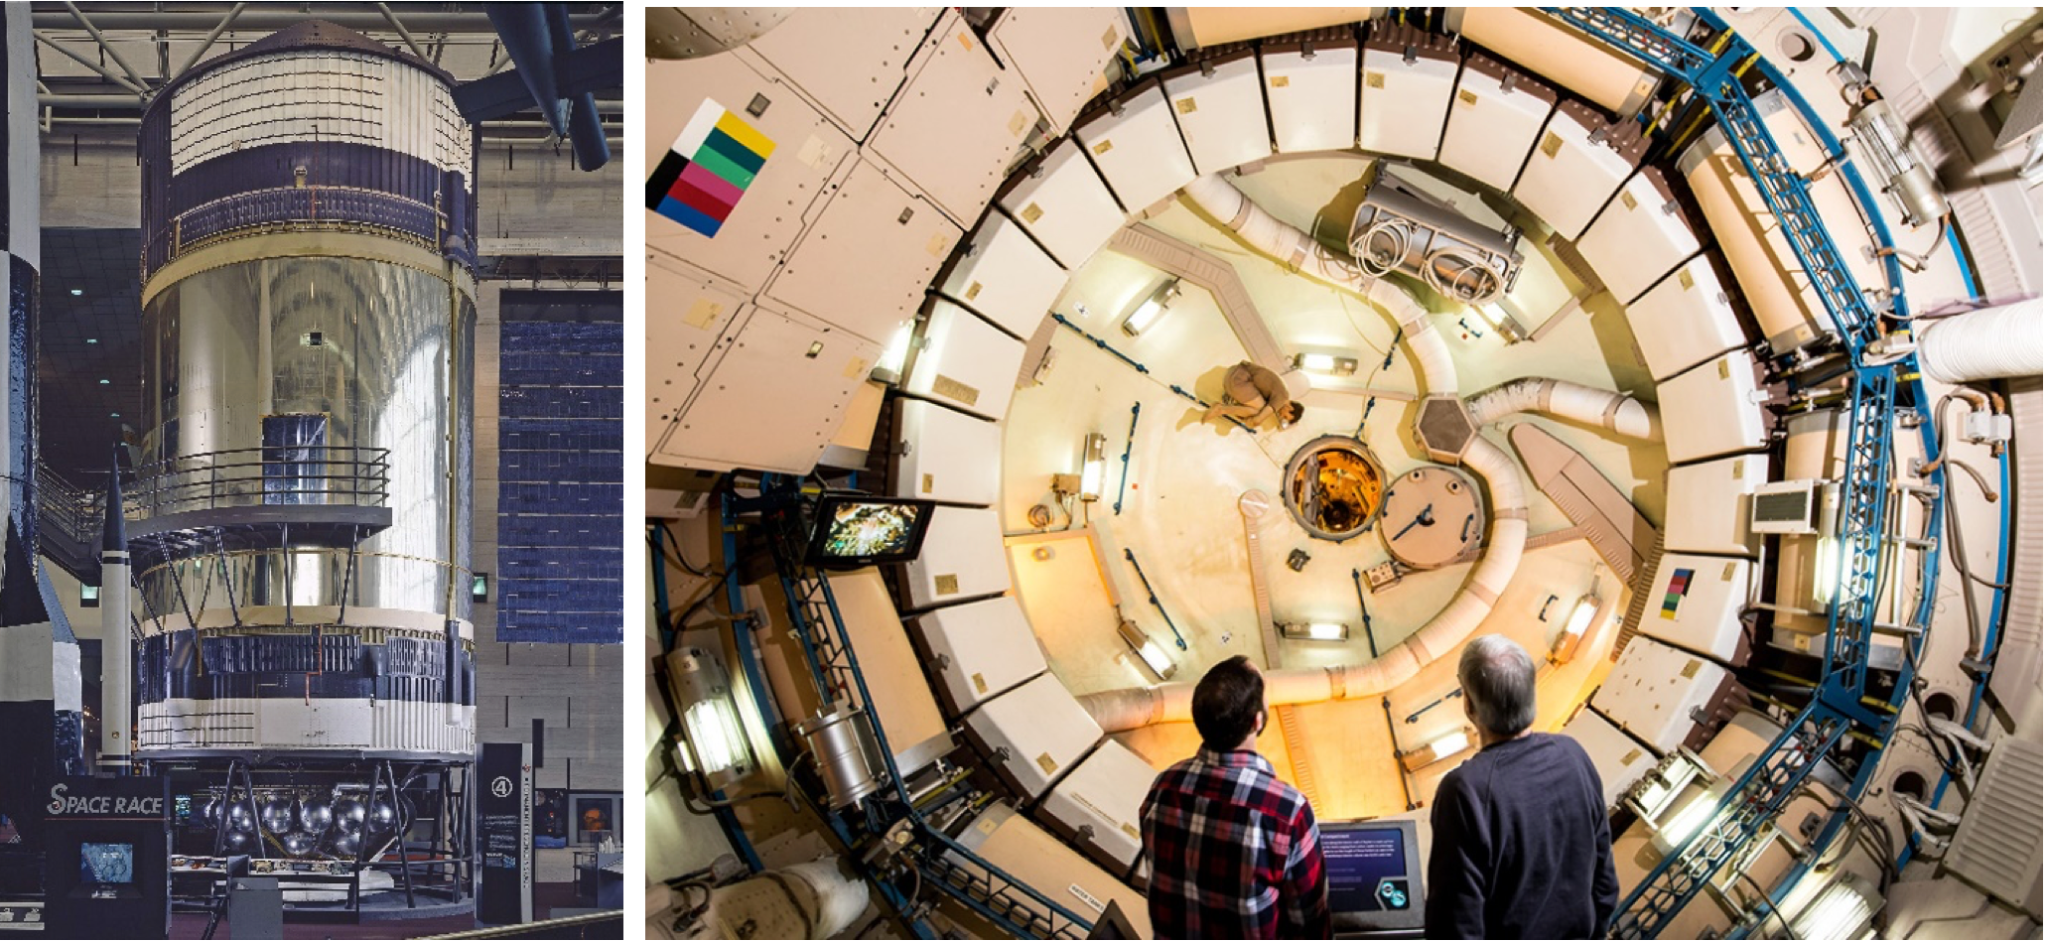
[{"left": 127, "top": 445, "right": 392, "bottom": 519}]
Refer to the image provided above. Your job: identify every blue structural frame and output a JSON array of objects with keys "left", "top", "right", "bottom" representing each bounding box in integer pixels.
[{"left": 1545, "top": 8, "right": 1945, "bottom": 938}]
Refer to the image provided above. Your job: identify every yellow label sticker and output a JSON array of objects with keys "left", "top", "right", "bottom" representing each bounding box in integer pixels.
[
  {"left": 1718, "top": 358, "right": 1731, "bottom": 379},
  {"left": 1036, "top": 752, "right": 1059, "bottom": 775},
  {"left": 1458, "top": 88, "right": 1479, "bottom": 106},
  {"left": 797, "top": 135, "right": 830, "bottom": 170},
  {"left": 1092, "top": 139, "right": 1114, "bottom": 156},
  {"left": 1679, "top": 267, "right": 1695, "bottom": 290},
  {"left": 1621, "top": 190, "right": 1638, "bottom": 211},
  {"left": 1622, "top": 748, "right": 1643, "bottom": 766},
  {"left": 965, "top": 281, "right": 983, "bottom": 300},
  {"left": 926, "top": 233, "right": 948, "bottom": 257},
  {"left": 1102, "top": 26, "right": 1119, "bottom": 49},
  {"left": 958, "top": 31, "right": 974, "bottom": 51},
  {"left": 1681, "top": 659, "right": 1701, "bottom": 679},
  {"left": 922, "top": 473, "right": 934, "bottom": 494},
  {"left": 1365, "top": 71, "right": 1385, "bottom": 89},
  {"left": 1541, "top": 132, "right": 1563, "bottom": 158},
  {"left": 1122, "top": 822, "right": 1142, "bottom": 839},
  {"left": 684, "top": 298, "right": 722, "bottom": 330},
  {"left": 1270, "top": 75, "right": 1291, "bottom": 88},
  {"left": 935, "top": 574, "right": 959, "bottom": 595},
  {"left": 1021, "top": 202, "right": 1044, "bottom": 224},
  {"left": 1176, "top": 97, "right": 1198, "bottom": 114},
  {"left": 932, "top": 374, "right": 981, "bottom": 406},
  {"left": 1723, "top": 562, "right": 1737, "bottom": 581},
  {"left": 1008, "top": 110, "right": 1028, "bottom": 137},
  {"left": 977, "top": 816, "right": 999, "bottom": 835},
  {"left": 842, "top": 357, "right": 869, "bottom": 379},
  {"left": 973, "top": 672, "right": 988, "bottom": 694}
]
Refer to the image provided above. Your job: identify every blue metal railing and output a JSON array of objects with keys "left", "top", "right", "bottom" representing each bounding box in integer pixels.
[{"left": 1546, "top": 8, "right": 1942, "bottom": 938}]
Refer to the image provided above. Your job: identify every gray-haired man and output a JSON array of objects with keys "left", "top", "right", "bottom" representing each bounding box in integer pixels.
[{"left": 1425, "top": 634, "right": 1618, "bottom": 939}]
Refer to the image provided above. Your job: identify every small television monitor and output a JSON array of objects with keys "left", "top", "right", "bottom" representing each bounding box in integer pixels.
[
  {"left": 1322, "top": 819, "right": 1425, "bottom": 933},
  {"left": 802, "top": 495, "right": 935, "bottom": 568},
  {"left": 80, "top": 842, "right": 135, "bottom": 885}
]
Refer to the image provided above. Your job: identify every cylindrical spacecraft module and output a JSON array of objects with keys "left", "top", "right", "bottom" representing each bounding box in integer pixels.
[{"left": 131, "top": 20, "right": 478, "bottom": 915}]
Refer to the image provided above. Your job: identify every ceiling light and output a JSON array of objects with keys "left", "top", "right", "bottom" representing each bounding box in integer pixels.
[
  {"left": 85, "top": 338, "right": 98, "bottom": 344},
  {"left": 1549, "top": 593, "right": 1600, "bottom": 664},
  {"left": 1078, "top": 433, "right": 1107, "bottom": 503},
  {"left": 1280, "top": 621, "right": 1350, "bottom": 641},
  {"left": 69, "top": 289, "right": 82, "bottom": 296},
  {"left": 1117, "top": 618, "right": 1177, "bottom": 680},
  {"left": 109, "top": 412, "right": 120, "bottom": 418},
  {"left": 1400, "top": 729, "right": 1471, "bottom": 772},
  {"left": 1120, "top": 278, "right": 1180, "bottom": 337},
  {"left": 98, "top": 379, "right": 110, "bottom": 385},
  {"left": 1291, "top": 352, "right": 1359, "bottom": 376}
]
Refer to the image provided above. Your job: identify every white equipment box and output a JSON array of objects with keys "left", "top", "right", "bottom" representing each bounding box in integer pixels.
[
  {"left": 741, "top": 7, "right": 942, "bottom": 141},
  {"left": 868, "top": 13, "right": 1039, "bottom": 227},
  {"left": 1261, "top": 35, "right": 1359, "bottom": 153},
  {"left": 1163, "top": 52, "right": 1272, "bottom": 174},
  {"left": 937, "top": 213, "right": 1066, "bottom": 340},
  {"left": 1593, "top": 637, "right": 1736, "bottom": 755},
  {"left": 1623, "top": 254, "right": 1745, "bottom": 382},
  {"left": 909, "top": 595, "right": 1048, "bottom": 716},
  {"left": 1562, "top": 706, "right": 1653, "bottom": 812},
  {"left": 766, "top": 155, "right": 961, "bottom": 345},
  {"left": 998, "top": 137, "right": 1126, "bottom": 270},
  {"left": 963, "top": 673, "right": 1104, "bottom": 798},
  {"left": 1437, "top": 54, "right": 1555, "bottom": 192},
  {"left": 1634, "top": 554, "right": 1755, "bottom": 665},
  {"left": 952, "top": 803, "right": 1153, "bottom": 936},
  {"left": 893, "top": 399, "right": 1002, "bottom": 506},
  {"left": 903, "top": 299, "right": 1026, "bottom": 422},
  {"left": 987, "top": 7, "right": 1129, "bottom": 135},
  {"left": 1075, "top": 82, "right": 1199, "bottom": 214},
  {"left": 647, "top": 254, "right": 747, "bottom": 454},
  {"left": 1657, "top": 350, "right": 1771, "bottom": 465},
  {"left": 1038, "top": 739, "right": 1158, "bottom": 872},
  {"left": 1662, "top": 455, "right": 1769, "bottom": 558},
  {"left": 902, "top": 505, "right": 1010, "bottom": 609},
  {"left": 1357, "top": 26, "right": 1457, "bottom": 160},
  {"left": 1511, "top": 100, "right": 1641, "bottom": 240},
  {"left": 1576, "top": 166, "right": 1701, "bottom": 304}
]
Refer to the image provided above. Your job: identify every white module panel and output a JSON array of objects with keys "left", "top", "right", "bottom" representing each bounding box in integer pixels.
[
  {"left": 953, "top": 803, "right": 1154, "bottom": 938},
  {"left": 1593, "top": 637, "right": 1732, "bottom": 755},
  {"left": 868, "top": 14, "right": 1039, "bottom": 227},
  {"left": 1075, "top": 83, "right": 1199, "bottom": 214},
  {"left": 1562, "top": 707, "right": 1652, "bottom": 812},
  {"left": 1039, "top": 739, "right": 1157, "bottom": 870},
  {"left": 767, "top": 156, "right": 962, "bottom": 345},
  {"left": 645, "top": 52, "right": 855, "bottom": 295},
  {"left": 1511, "top": 103, "right": 1637, "bottom": 239},
  {"left": 964, "top": 673, "right": 1104, "bottom": 798},
  {"left": 1164, "top": 55, "right": 1272, "bottom": 174},
  {"left": 653, "top": 302, "right": 881, "bottom": 474},
  {"left": 910, "top": 595, "right": 1048, "bottom": 715},
  {"left": 997, "top": 138, "right": 1126, "bottom": 270},
  {"left": 1663, "top": 454, "right": 1769, "bottom": 558},
  {"left": 740, "top": 7, "right": 941, "bottom": 141},
  {"left": 1358, "top": 46, "right": 1456, "bottom": 160},
  {"left": 1576, "top": 167, "right": 1702, "bottom": 304},
  {"left": 988, "top": 7, "right": 1128, "bottom": 134},
  {"left": 647, "top": 254, "right": 747, "bottom": 454},
  {"left": 903, "top": 506, "right": 1010, "bottom": 609},
  {"left": 1624, "top": 255, "right": 1744, "bottom": 382},
  {"left": 904, "top": 300, "right": 1026, "bottom": 421},
  {"left": 1438, "top": 59, "right": 1554, "bottom": 192},
  {"left": 1261, "top": 43, "right": 1359, "bottom": 153},
  {"left": 894, "top": 399, "right": 1002, "bottom": 506},
  {"left": 937, "top": 213, "right": 1065, "bottom": 339},
  {"left": 1658, "top": 350, "right": 1770, "bottom": 465},
  {"left": 1635, "top": 554, "right": 1754, "bottom": 665}
]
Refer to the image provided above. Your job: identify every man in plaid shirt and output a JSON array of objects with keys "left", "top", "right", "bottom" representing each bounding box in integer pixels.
[{"left": 1140, "top": 656, "right": 1330, "bottom": 939}]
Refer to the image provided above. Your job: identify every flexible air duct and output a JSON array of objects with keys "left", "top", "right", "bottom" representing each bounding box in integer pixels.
[
  {"left": 1918, "top": 299, "right": 2044, "bottom": 383},
  {"left": 1077, "top": 174, "right": 1533, "bottom": 732},
  {"left": 1465, "top": 378, "right": 1664, "bottom": 441}
]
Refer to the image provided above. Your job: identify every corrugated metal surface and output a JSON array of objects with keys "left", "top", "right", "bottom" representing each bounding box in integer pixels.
[
  {"left": 1990, "top": 377, "right": 2041, "bottom": 719},
  {"left": 1947, "top": 735, "right": 2044, "bottom": 910},
  {"left": 169, "top": 51, "right": 466, "bottom": 179}
]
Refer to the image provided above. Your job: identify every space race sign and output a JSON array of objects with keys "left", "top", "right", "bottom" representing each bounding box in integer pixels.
[{"left": 45, "top": 782, "right": 165, "bottom": 819}]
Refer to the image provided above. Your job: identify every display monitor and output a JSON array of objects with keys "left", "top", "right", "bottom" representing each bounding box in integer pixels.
[
  {"left": 79, "top": 842, "right": 135, "bottom": 886},
  {"left": 1323, "top": 819, "right": 1425, "bottom": 934},
  {"left": 802, "top": 495, "right": 934, "bottom": 568}
]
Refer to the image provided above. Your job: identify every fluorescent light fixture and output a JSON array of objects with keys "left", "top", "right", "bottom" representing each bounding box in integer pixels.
[
  {"left": 1291, "top": 351, "right": 1360, "bottom": 376},
  {"left": 1653, "top": 791, "right": 1720, "bottom": 854},
  {"left": 1118, "top": 619, "right": 1177, "bottom": 680},
  {"left": 682, "top": 698, "right": 745, "bottom": 777},
  {"left": 1400, "top": 728, "right": 1471, "bottom": 771},
  {"left": 471, "top": 573, "right": 490, "bottom": 603},
  {"left": 1812, "top": 536, "right": 1839, "bottom": 610},
  {"left": 872, "top": 321, "right": 915, "bottom": 380},
  {"left": 1280, "top": 621, "right": 1350, "bottom": 641},
  {"left": 1549, "top": 593, "right": 1599, "bottom": 664},
  {"left": 1784, "top": 870, "right": 1880, "bottom": 941},
  {"left": 80, "top": 584, "right": 100, "bottom": 608},
  {"left": 1079, "top": 433, "right": 1108, "bottom": 502},
  {"left": 1121, "top": 279, "right": 1180, "bottom": 336}
]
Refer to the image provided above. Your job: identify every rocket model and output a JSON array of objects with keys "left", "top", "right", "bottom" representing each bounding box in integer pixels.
[{"left": 98, "top": 451, "right": 130, "bottom": 775}]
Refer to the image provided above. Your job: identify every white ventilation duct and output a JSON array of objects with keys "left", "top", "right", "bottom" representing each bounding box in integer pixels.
[
  {"left": 1465, "top": 378, "right": 1664, "bottom": 441},
  {"left": 1917, "top": 298, "right": 2043, "bottom": 383}
]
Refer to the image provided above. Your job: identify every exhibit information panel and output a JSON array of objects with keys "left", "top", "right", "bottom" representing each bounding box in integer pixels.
[
  {"left": 43, "top": 776, "right": 169, "bottom": 939},
  {"left": 478, "top": 743, "right": 533, "bottom": 925}
]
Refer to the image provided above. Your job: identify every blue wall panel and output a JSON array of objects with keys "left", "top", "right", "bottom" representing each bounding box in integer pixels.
[{"left": 496, "top": 293, "right": 623, "bottom": 643}]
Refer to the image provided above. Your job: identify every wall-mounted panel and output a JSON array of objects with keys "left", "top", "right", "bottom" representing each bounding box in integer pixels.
[
  {"left": 893, "top": 399, "right": 1002, "bottom": 506},
  {"left": 1575, "top": 166, "right": 1701, "bottom": 304},
  {"left": 1634, "top": 554, "right": 1754, "bottom": 665},
  {"left": 767, "top": 155, "right": 962, "bottom": 345},
  {"left": 1511, "top": 100, "right": 1640, "bottom": 239},
  {"left": 963, "top": 672, "right": 1102, "bottom": 798},
  {"left": 909, "top": 595, "right": 1047, "bottom": 716},
  {"left": 902, "top": 300, "right": 1025, "bottom": 422},
  {"left": 1593, "top": 637, "right": 1736, "bottom": 755},
  {"left": 935, "top": 213, "right": 1065, "bottom": 340},
  {"left": 646, "top": 254, "right": 745, "bottom": 452},
  {"left": 987, "top": 7, "right": 1129, "bottom": 134},
  {"left": 1162, "top": 53, "right": 1271, "bottom": 174},
  {"left": 1358, "top": 30, "right": 1457, "bottom": 160},
  {"left": 1623, "top": 254, "right": 1744, "bottom": 382},
  {"left": 741, "top": 7, "right": 943, "bottom": 141},
  {"left": 1074, "top": 82, "right": 1198, "bottom": 214},
  {"left": 867, "top": 13, "right": 1038, "bottom": 226},
  {"left": 997, "top": 138, "right": 1126, "bottom": 270},
  {"left": 902, "top": 506, "right": 1009, "bottom": 609},
  {"left": 1658, "top": 349, "right": 1770, "bottom": 465},
  {"left": 1438, "top": 54, "right": 1555, "bottom": 192},
  {"left": 1662, "top": 454, "right": 1769, "bottom": 558},
  {"left": 1261, "top": 38, "right": 1358, "bottom": 153}
]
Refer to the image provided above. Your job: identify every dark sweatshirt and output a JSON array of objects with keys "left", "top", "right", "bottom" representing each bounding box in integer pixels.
[{"left": 1424, "top": 733, "right": 1618, "bottom": 939}]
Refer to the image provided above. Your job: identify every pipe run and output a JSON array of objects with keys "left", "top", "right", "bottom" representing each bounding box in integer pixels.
[
  {"left": 1465, "top": 378, "right": 1663, "bottom": 441},
  {"left": 1916, "top": 298, "right": 2042, "bottom": 383}
]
